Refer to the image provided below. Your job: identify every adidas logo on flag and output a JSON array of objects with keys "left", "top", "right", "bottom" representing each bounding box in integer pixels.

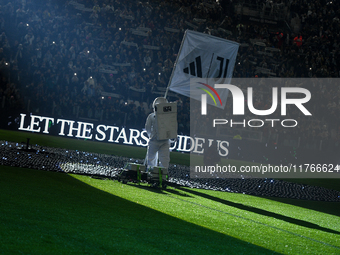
[
  {"left": 183, "top": 56, "right": 202, "bottom": 77},
  {"left": 167, "top": 30, "right": 239, "bottom": 109}
]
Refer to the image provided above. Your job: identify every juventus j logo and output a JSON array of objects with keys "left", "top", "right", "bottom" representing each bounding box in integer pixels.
[{"left": 216, "top": 57, "right": 229, "bottom": 78}]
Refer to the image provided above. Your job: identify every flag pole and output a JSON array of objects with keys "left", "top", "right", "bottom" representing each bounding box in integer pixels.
[{"left": 164, "top": 30, "right": 188, "bottom": 99}]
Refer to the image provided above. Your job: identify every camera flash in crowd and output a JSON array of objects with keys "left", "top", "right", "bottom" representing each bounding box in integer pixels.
[
  {"left": 53, "top": 41, "right": 55, "bottom": 44},
  {"left": 90, "top": 76, "right": 92, "bottom": 79},
  {"left": 87, "top": 50, "right": 90, "bottom": 53},
  {"left": 158, "top": 72, "right": 161, "bottom": 76},
  {"left": 26, "top": 23, "right": 29, "bottom": 27},
  {"left": 119, "top": 28, "right": 121, "bottom": 31},
  {"left": 101, "top": 97, "right": 104, "bottom": 100},
  {"left": 310, "top": 67, "right": 312, "bottom": 70},
  {"left": 5, "top": 62, "right": 8, "bottom": 66},
  {"left": 74, "top": 73, "right": 77, "bottom": 76},
  {"left": 143, "top": 68, "right": 146, "bottom": 71}
]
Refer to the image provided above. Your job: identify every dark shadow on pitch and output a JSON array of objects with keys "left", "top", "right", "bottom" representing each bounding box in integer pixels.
[
  {"left": 0, "top": 166, "right": 280, "bottom": 255},
  {"left": 179, "top": 187, "right": 340, "bottom": 236},
  {"left": 125, "top": 182, "right": 194, "bottom": 197},
  {"left": 125, "top": 182, "right": 166, "bottom": 194},
  {"left": 164, "top": 188, "right": 194, "bottom": 198}
]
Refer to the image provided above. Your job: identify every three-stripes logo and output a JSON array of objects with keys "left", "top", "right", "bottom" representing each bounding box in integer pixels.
[
  {"left": 197, "top": 82, "right": 222, "bottom": 115},
  {"left": 183, "top": 56, "right": 202, "bottom": 78}
]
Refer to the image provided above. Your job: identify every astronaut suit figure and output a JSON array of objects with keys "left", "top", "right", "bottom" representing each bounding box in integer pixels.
[{"left": 145, "top": 97, "right": 177, "bottom": 169}]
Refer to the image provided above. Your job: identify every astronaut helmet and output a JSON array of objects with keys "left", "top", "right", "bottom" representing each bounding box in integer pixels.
[{"left": 152, "top": 97, "right": 168, "bottom": 110}]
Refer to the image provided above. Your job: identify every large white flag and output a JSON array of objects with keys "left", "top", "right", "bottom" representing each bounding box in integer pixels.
[{"left": 168, "top": 30, "right": 239, "bottom": 108}]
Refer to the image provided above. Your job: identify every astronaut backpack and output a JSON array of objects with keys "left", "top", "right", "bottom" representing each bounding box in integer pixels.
[{"left": 153, "top": 98, "right": 178, "bottom": 140}]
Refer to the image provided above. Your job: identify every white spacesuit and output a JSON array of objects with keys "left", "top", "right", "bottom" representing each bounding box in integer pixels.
[{"left": 145, "top": 97, "right": 173, "bottom": 169}]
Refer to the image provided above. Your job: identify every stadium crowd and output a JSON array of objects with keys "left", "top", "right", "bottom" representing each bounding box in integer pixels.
[{"left": 0, "top": 0, "right": 339, "bottom": 150}]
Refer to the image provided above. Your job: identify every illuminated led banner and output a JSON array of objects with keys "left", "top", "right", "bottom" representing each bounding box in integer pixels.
[{"left": 17, "top": 113, "right": 230, "bottom": 156}]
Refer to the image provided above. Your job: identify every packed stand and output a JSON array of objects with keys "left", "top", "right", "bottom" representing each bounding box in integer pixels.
[{"left": 0, "top": 0, "right": 339, "bottom": 149}]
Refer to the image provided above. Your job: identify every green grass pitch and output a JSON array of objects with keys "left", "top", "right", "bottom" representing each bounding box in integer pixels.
[{"left": 0, "top": 130, "right": 339, "bottom": 254}]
